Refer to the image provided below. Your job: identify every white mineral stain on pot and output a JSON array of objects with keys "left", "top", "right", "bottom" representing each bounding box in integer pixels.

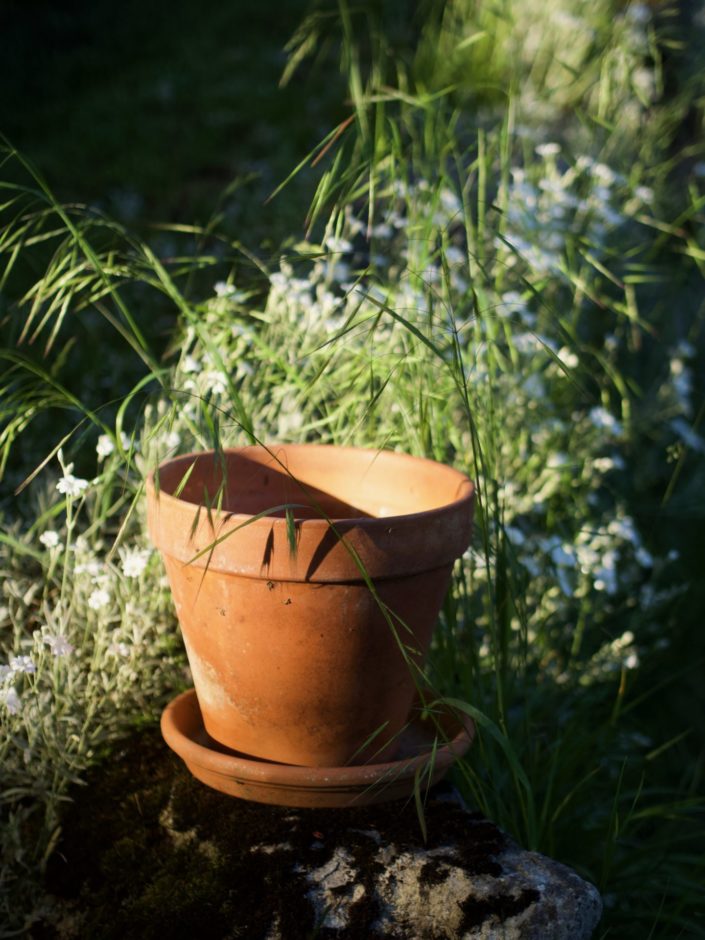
[{"left": 181, "top": 633, "right": 236, "bottom": 713}]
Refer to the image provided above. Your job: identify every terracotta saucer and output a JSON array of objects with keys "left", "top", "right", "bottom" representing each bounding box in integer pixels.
[{"left": 161, "top": 689, "right": 475, "bottom": 808}]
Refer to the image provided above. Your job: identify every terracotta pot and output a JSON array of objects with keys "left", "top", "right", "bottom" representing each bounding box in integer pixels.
[{"left": 147, "top": 444, "right": 474, "bottom": 767}]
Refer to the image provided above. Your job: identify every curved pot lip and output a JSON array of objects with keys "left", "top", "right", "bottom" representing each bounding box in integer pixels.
[{"left": 146, "top": 443, "right": 475, "bottom": 532}]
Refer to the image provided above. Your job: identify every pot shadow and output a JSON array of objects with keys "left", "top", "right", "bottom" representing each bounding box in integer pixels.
[{"left": 159, "top": 451, "right": 375, "bottom": 522}]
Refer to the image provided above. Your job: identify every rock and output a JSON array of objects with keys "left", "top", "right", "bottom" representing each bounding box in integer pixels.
[
  {"left": 294, "top": 791, "right": 601, "bottom": 940},
  {"left": 40, "top": 728, "right": 602, "bottom": 940}
]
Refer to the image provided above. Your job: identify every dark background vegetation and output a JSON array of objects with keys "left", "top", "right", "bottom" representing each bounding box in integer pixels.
[
  {"left": 0, "top": 0, "right": 350, "bottom": 492},
  {"left": 0, "top": 0, "right": 345, "bottom": 239}
]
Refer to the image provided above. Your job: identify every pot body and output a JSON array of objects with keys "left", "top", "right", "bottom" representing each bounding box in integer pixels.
[{"left": 147, "top": 444, "right": 474, "bottom": 767}]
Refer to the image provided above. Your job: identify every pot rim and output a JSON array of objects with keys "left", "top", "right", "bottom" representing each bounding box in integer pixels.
[{"left": 146, "top": 442, "right": 474, "bottom": 531}]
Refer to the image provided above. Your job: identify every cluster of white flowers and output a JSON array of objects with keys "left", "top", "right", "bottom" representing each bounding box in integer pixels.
[
  {"left": 176, "top": 338, "right": 253, "bottom": 403},
  {"left": 0, "top": 654, "right": 36, "bottom": 716},
  {"left": 8, "top": 655, "right": 36, "bottom": 675},
  {"left": 42, "top": 633, "right": 75, "bottom": 657},
  {"left": 580, "top": 630, "right": 640, "bottom": 686},
  {"left": 119, "top": 547, "right": 151, "bottom": 579},
  {"left": 659, "top": 341, "right": 705, "bottom": 455},
  {"left": 39, "top": 531, "right": 61, "bottom": 550},
  {"left": 214, "top": 281, "right": 248, "bottom": 303},
  {"left": 56, "top": 471, "right": 89, "bottom": 498},
  {"left": 269, "top": 259, "right": 351, "bottom": 338},
  {"left": 0, "top": 686, "right": 21, "bottom": 715},
  {"left": 88, "top": 587, "right": 111, "bottom": 611},
  {"left": 588, "top": 407, "right": 622, "bottom": 436},
  {"left": 1, "top": 632, "right": 75, "bottom": 716},
  {"left": 498, "top": 147, "right": 650, "bottom": 283},
  {"left": 96, "top": 431, "right": 133, "bottom": 460}
]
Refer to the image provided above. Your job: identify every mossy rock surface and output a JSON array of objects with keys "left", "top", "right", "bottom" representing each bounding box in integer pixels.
[{"left": 38, "top": 727, "right": 600, "bottom": 939}]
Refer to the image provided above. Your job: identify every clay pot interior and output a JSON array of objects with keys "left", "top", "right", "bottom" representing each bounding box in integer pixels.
[{"left": 154, "top": 445, "right": 470, "bottom": 522}]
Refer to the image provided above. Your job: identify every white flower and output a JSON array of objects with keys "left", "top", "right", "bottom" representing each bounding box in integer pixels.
[
  {"left": 108, "top": 641, "right": 130, "bottom": 657},
  {"left": 671, "top": 418, "right": 705, "bottom": 454},
  {"left": 500, "top": 292, "right": 535, "bottom": 326},
  {"left": 120, "top": 548, "right": 151, "bottom": 579},
  {"left": 96, "top": 432, "right": 132, "bottom": 459},
  {"left": 589, "top": 406, "right": 622, "bottom": 435},
  {"left": 444, "top": 246, "right": 466, "bottom": 267},
  {"left": 536, "top": 142, "right": 561, "bottom": 158},
  {"left": 669, "top": 359, "right": 693, "bottom": 411},
  {"left": 324, "top": 235, "right": 353, "bottom": 254},
  {"left": 164, "top": 430, "right": 181, "bottom": 450},
  {"left": 673, "top": 340, "right": 695, "bottom": 360},
  {"left": 88, "top": 588, "right": 111, "bottom": 611},
  {"left": 551, "top": 543, "right": 576, "bottom": 568},
  {"left": 277, "top": 409, "right": 304, "bottom": 439},
  {"left": 182, "top": 354, "right": 201, "bottom": 374},
  {"left": 501, "top": 291, "right": 524, "bottom": 309},
  {"left": 9, "top": 655, "right": 35, "bottom": 675},
  {"left": 1, "top": 687, "right": 21, "bottom": 715},
  {"left": 323, "top": 260, "right": 351, "bottom": 283},
  {"left": 203, "top": 371, "right": 229, "bottom": 397},
  {"left": 547, "top": 452, "right": 569, "bottom": 470},
  {"left": 591, "top": 163, "right": 617, "bottom": 186},
  {"left": 96, "top": 435, "right": 115, "bottom": 459},
  {"left": 513, "top": 332, "right": 541, "bottom": 354},
  {"left": 612, "top": 630, "right": 634, "bottom": 649},
  {"left": 440, "top": 188, "right": 461, "bottom": 214},
  {"left": 522, "top": 374, "right": 545, "bottom": 398},
  {"left": 504, "top": 526, "right": 526, "bottom": 547},
  {"left": 607, "top": 516, "right": 636, "bottom": 542},
  {"left": 214, "top": 281, "right": 240, "bottom": 299},
  {"left": 346, "top": 215, "right": 366, "bottom": 236},
  {"left": 39, "top": 531, "right": 61, "bottom": 550},
  {"left": 626, "top": 3, "right": 650, "bottom": 24},
  {"left": 557, "top": 347, "right": 579, "bottom": 369},
  {"left": 371, "top": 222, "right": 393, "bottom": 240},
  {"left": 419, "top": 265, "right": 440, "bottom": 284},
  {"left": 593, "top": 550, "right": 619, "bottom": 595},
  {"left": 56, "top": 472, "right": 89, "bottom": 498},
  {"left": 75, "top": 559, "right": 102, "bottom": 578},
  {"left": 43, "top": 634, "right": 75, "bottom": 657}
]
